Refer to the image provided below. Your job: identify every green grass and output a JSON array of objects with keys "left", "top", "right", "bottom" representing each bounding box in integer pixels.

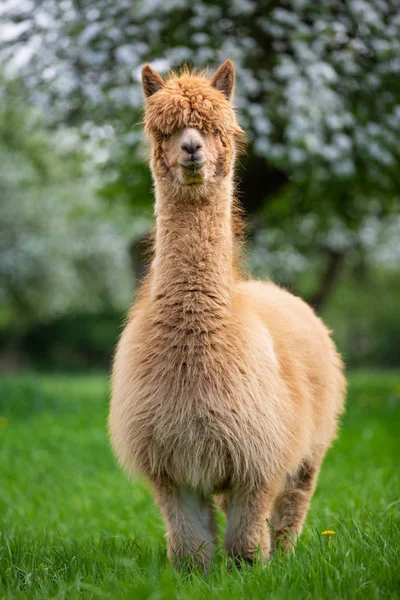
[{"left": 0, "top": 371, "right": 399, "bottom": 599}]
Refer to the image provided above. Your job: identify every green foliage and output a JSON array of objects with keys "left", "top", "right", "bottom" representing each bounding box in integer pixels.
[
  {"left": 0, "top": 81, "right": 135, "bottom": 329},
  {"left": 3, "top": 1, "right": 400, "bottom": 212},
  {"left": 0, "top": 372, "right": 399, "bottom": 599},
  {"left": 0, "top": 79, "right": 83, "bottom": 186},
  {"left": 96, "top": 127, "right": 153, "bottom": 211},
  {"left": 323, "top": 268, "right": 400, "bottom": 369},
  {"left": 20, "top": 311, "right": 124, "bottom": 371},
  {"left": 1, "top": 314, "right": 118, "bottom": 372},
  {"left": 1, "top": 3, "right": 400, "bottom": 368}
]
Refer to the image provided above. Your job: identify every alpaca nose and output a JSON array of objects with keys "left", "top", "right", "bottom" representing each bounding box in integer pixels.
[
  {"left": 180, "top": 128, "right": 205, "bottom": 164},
  {"left": 181, "top": 140, "right": 203, "bottom": 155},
  {"left": 179, "top": 128, "right": 205, "bottom": 173}
]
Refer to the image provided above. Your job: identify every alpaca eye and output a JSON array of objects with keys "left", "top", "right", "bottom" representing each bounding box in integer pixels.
[
  {"left": 213, "top": 129, "right": 219, "bottom": 137},
  {"left": 160, "top": 131, "right": 172, "bottom": 140}
]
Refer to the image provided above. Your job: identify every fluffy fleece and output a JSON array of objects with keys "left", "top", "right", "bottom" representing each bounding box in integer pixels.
[{"left": 109, "top": 60, "right": 346, "bottom": 569}]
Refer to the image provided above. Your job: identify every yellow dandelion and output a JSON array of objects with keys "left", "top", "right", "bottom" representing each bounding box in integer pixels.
[{"left": 321, "top": 530, "right": 335, "bottom": 535}]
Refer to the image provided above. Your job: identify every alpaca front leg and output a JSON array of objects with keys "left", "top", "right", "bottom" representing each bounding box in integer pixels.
[
  {"left": 224, "top": 481, "right": 280, "bottom": 565},
  {"left": 153, "top": 483, "right": 217, "bottom": 569}
]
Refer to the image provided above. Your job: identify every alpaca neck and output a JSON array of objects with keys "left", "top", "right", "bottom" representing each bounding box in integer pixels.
[{"left": 150, "top": 179, "right": 235, "bottom": 326}]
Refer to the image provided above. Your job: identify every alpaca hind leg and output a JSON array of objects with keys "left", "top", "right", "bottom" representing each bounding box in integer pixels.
[
  {"left": 271, "top": 459, "right": 320, "bottom": 553},
  {"left": 224, "top": 480, "right": 281, "bottom": 565},
  {"left": 153, "top": 483, "right": 217, "bottom": 569}
]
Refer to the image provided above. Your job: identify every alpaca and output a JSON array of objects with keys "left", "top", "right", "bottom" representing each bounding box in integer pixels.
[{"left": 109, "top": 60, "right": 346, "bottom": 569}]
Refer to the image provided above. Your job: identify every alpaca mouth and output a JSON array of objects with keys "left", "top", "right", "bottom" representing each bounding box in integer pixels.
[
  {"left": 180, "top": 161, "right": 205, "bottom": 174},
  {"left": 180, "top": 162, "right": 205, "bottom": 184}
]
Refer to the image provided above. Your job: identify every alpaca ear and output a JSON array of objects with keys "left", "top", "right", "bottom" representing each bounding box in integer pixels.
[
  {"left": 142, "top": 65, "right": 164, "bottom": 98},
  {"left": 210, "top": 60, "right": 235, "bottom": 100}
]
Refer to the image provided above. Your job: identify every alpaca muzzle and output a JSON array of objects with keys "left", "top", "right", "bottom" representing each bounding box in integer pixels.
[
  {"left": 179, "top": 127, "right": 206, "bottom": 174},
  {"left": 180, "top": 158, "right": 206, "bottom": 174}
]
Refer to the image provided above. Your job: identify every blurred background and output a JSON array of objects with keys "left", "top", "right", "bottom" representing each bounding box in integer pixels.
[{"left": 0, "top": 0, "right": 399, "bottom": 373}]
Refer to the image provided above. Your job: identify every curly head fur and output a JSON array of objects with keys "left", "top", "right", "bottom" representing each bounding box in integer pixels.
[{"left": 142, "top": 61, "right": 246, "bottom": 187}]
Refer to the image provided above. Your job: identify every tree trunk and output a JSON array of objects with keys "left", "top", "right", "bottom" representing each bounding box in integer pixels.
[{"left": 309, "top": 249, "right": 346, "bottom": 312}]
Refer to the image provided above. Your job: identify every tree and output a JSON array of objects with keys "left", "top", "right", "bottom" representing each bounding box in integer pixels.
[
  {"left": 0, "top": 80, "right": 136, "bottom": 330},
  {"left": 1, "top": 0, "right": 399, "bottom": 307}
]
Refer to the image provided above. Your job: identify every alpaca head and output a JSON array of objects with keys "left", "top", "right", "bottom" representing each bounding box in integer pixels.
[{"left": 142, "top": 60, "right": 245, "bottom": 189}]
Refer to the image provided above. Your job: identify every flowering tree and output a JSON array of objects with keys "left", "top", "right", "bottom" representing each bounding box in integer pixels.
[
  {"left": 0, "top": 82, "right": 135, "bottom": 325},
  {"left": 1, "top": 0, "right": 399, "bottom": 306}
]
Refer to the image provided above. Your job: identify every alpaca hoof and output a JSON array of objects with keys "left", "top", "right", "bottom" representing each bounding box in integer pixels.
[
  {"left": 274, "top": 529, "right": 297, "bottom": 556},
  {"left": 167, "top": 544, "right": 213, "bottom": 572},
  {"left": 228, "top": 548, "right": 268, "bottom": 569}
]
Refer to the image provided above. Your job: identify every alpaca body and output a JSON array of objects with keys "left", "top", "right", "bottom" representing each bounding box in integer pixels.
[
  {"left": 109, "top": 61, "right": 346, "bottom": 567},
  {"left": 111, "top": 278, "right": 343, "bottom": 494}
]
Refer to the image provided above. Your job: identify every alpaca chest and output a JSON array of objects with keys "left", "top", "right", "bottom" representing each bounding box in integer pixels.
[
  {"left": 126, "top": 365, "right": 287, "bottom": 492},
  {"left": 111, "top": 315, "right": 295, "bottom": 491},
  {"left": 150, "top": 402, "right": 235, "bottom": 491}
]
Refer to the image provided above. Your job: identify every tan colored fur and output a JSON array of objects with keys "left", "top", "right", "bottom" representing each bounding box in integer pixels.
[{"left": 109, "top": 61, "right": 346, "bottom": 568}]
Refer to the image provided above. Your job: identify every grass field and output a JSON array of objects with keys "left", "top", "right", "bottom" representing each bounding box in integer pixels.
[{"left": 0, "top": 371, "right": 399, "bottom": 599}]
